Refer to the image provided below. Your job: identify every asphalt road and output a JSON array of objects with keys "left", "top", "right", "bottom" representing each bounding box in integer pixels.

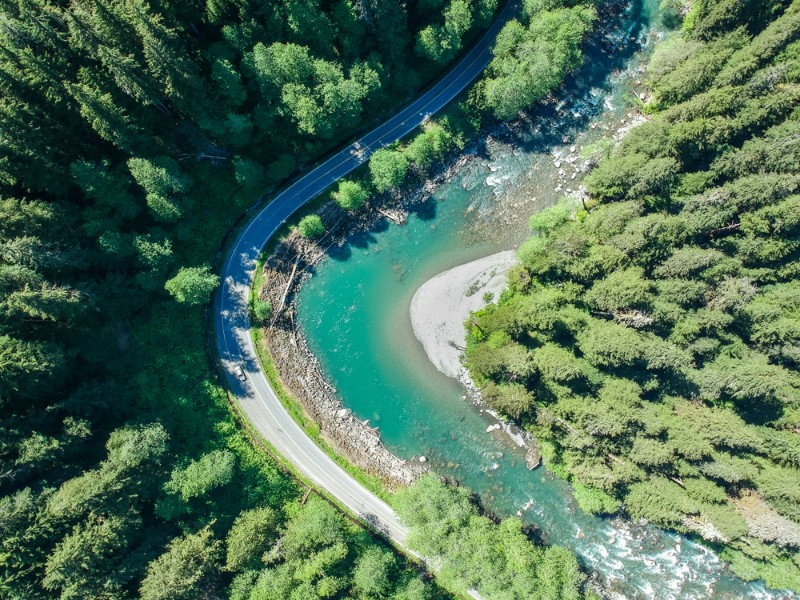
[{"left": 213, "top": 1, "right": 520, "bottom": 548}]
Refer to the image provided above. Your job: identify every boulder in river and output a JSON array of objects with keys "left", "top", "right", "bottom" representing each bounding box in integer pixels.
[{"left": 526, "top": 438, "right": 542, "bottom": 470}]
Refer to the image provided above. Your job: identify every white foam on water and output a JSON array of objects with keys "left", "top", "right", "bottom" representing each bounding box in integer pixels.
[
  {"left": 609, "top": 559, "right": 624, "bottom": 571},
  {"left": 655, "top": 548, "right": 680, "bottom": 566},
  {"left": 638, "top": 580, "right": 654, "bottom": 598},
  {"left": 485, "top": 174, "right": 509, "bottom": 187}
]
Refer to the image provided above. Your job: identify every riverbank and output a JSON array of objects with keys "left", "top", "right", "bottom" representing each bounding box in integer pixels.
[
  {"left": 410, "top": 252, "right": 547, "bottom": 470},
  {"left": 255, "top": 240, "right": 424, "bottom": 488},
  {"left": 410, "top": 251, "right": 516, "bottom": 381}
]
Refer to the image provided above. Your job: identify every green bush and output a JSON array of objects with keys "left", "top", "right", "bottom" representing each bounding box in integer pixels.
[
  {"left": 335, "top": 180, "right": 368, "bottom": 212},
  {"left": 253, "top": 299, "right": 273, "bottom": 325},
  {"left": 484, "top": 7, "right": 595, "bottom": 118},
  {"left": 297, "top": 215, "right": 325, "bottom": 239},
  {"left": 165, "top": 266, "right": 220, "bottom": 305},
  {"left": 572, "top": 483, "right": 621, "bottom": 515},
  {"left": 394, "top": 475, "right": 588, "bottom": 598},
  {"left": 369, "top": 149, "right": 409, "bottom": 192}
]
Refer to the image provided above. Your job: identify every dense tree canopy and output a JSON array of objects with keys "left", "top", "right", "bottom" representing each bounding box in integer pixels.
[
  {"left": 395, "top": 475, "right": 593, "bottom": 599},
  {"left": 164, "top": 266, "right": 220, "bottom": 305},
  {"left": 416, "top": 0, "right": 498, "bottom": 64},
  {"left": 230, "top": 496, "right": 442, "bottom": 600},
  {"left": 467, "top": 1, "right": 800, "bottom": 592},
  {"left": 484, "top": 1, "right": 595, "bottom": 118}
]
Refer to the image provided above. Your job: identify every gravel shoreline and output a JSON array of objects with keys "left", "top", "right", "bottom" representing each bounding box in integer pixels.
[{"left": 410, "top": 251, "right": 516, "bottom": 381}]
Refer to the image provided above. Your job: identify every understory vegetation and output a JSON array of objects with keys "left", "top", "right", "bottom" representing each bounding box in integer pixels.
[{"left": 466, "top": 0, "right": 800, "bottom": 592}]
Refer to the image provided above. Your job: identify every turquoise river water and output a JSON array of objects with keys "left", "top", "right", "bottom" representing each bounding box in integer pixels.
[{"left": 296, "top": 2, "right": 791, "bottom": 598}]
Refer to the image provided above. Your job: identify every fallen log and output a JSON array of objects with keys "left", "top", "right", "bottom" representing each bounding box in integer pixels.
[
  {"left": 276, "top": 253, "right": 301, "bottom": 316},
  {"left": 377, "top": 207, "right": 407, "bottom": 224}
]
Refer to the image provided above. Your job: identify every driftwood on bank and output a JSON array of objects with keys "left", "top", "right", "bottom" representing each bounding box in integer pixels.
[
  {"left": 376, "top": 207, "right": 407, "bottom": 224},
  {"left": 277, "top": 253, "right": 301, "bottom": 315}
]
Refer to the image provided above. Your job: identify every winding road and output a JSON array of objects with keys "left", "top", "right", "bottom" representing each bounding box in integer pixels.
[{"left": 213, "top": 0, "right": 519, "bottom": 548}]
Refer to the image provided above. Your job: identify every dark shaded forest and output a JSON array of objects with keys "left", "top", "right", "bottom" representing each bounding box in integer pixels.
[{"left": 466, "top": 0, "right": 800, "bottom": 592}]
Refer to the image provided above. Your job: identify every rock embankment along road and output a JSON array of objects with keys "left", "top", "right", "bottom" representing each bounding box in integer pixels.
[{"left": 213, "top": 0, "right": 520, "bottom": 551}]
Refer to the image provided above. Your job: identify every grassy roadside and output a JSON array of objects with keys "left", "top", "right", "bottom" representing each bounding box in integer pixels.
[{"left": 248, "top": 251, "right": 393, "bottom": 502}]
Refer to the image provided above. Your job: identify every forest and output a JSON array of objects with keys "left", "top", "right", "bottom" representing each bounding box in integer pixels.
[
  {"left": 0, "top": 0, "right": 605, "bottom": 598},
  {"left": 0, "top": 0, "right": 499, "bottom": 597},
  {"left": 466, "top": 0, "right": 800, "bottom": 592}
]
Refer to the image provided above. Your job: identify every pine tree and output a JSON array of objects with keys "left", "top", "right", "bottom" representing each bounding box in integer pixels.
[
  {"left": 0, "top": 335, "right": 64, "bottom": 400},
  {"left": 127, "top": 0, "right": 207, "bottom": 115},
  {"left": 164, "top": 266, "right": 220, "bottom": 305},
  {"left": 67, "top": 79, "right": 143, "bottom": 153},
  {"left": 140, "top": 526, "right": 222, "bottom": 600}
]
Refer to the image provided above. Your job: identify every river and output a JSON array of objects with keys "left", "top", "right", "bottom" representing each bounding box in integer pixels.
[{"left": 295, "top": 1, "right": 788, "bottom": 598}]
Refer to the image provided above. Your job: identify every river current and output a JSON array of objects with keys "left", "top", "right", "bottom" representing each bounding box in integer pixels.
[{"left": 296, "top": 2, "right": 790, "bottom": 598}]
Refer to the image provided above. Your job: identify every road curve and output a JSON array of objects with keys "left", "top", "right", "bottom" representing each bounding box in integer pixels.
[{"left": 213, "top": 1, "right": 519, "bottom": 548}]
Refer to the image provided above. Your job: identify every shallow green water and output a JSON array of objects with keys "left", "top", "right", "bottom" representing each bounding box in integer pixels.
[{"left": 296, "top": 2, "right": 787, "bottom": 598}]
